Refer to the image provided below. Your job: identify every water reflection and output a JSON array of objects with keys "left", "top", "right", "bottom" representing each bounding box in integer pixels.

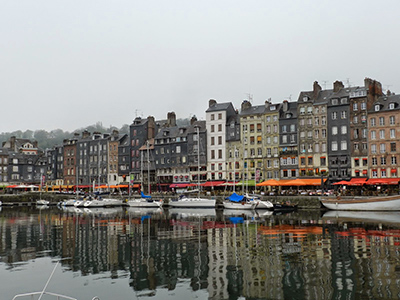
[{"left": 1, "top": 207, "right": 400, "bottom": 299}]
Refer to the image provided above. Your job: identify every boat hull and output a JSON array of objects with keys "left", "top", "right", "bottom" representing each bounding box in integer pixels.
[
  {"left": 223, "top": 201, "right": 256, "bottom": 210},
  {"left": 169, "top": 198, "right": 216, "bottom": 208},
  {"left": 320, "top": 195, "right": 400, "bottom": 211},
  {"left": 127, "top": 198, "right": 162, "bottom": 208},
  {"left": 255, "top": 200, "right": 273, "bottom": 210}
]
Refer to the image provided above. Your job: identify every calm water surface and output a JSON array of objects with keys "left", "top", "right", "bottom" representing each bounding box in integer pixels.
[{"left": 1, "top": 206, "right": 400, "bottom": 300}]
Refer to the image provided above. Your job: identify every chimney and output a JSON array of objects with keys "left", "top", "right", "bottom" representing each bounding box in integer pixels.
[
  {"left": 147, "top": 116, "right": 156, "bottom": 139},
  {"left": 333, "top": 81, "right": 344, "bottom": 93},
  {"left": 209, "top": 99, "right": 217, "bottom": 108},
  {"left": 241, "top": 100, "right": 252, "bottom": 111},
  {"left": 82, "top": 130, "right": 90, "bottom": 139},
  {"left": 313, "top": 81, "right": 322, "bottom": 99},
  {"left": 282, "top": 100, "right": 289, "bottom": 112},
  {"left": 190, "top": 116, "right": 197, "bottom": 125},
  {"left": 167, "top": 112, "right": 177, "bottom": 127}
]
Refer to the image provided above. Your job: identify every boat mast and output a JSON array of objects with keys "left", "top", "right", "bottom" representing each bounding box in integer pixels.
[
  {"left": 233, "top": 146, "right": 236, "bottom": 192},
  {"left": 147, "top": 140, "right": 150, "bottom": 194},
  {"left": 197, "top": 126, "right": 200, "bottom": 198},
  {"left": 140, "top": 150, "right": 143, "bottom": 193}
]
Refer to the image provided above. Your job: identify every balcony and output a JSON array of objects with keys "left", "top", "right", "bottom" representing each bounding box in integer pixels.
[{"left": 279, "top": 150, "right": 298, "bottom": 156}]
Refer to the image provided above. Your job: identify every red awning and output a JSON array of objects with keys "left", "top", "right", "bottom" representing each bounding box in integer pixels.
[
  {"left": 333, "top": 180, "right": 349, "bottom": 185},
  {"left": 200, "top": 181, "right": 225, "bottom": 187},
  {"left": 366, "top": 178, "right": 400, "bottom": 185},
  {"left": 347, "top": 178, "right": 367, "bottom": 186},
  {"left": 391, "top": 169, "right": 397, "bottom": 173}
]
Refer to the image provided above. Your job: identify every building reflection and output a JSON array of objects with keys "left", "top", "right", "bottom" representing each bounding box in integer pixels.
[{"left": 1, "top": 208, "right": 400, "bottom": 299}]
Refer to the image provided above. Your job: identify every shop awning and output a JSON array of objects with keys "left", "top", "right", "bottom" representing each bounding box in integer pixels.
[
  {"left": 256, "top": 179, "right": 281, "bottom": 186},
  {"left": 235, "top": 180, "right": 257, "bottom": 187},
  {"left": 279, "top": 178, "right": 327, "bottom": 186},
  {"left": 366, "top": 178, "right": 400, "bottom": 185},
  {"left": 200, "top": 181, "right": 225, "bottom": 187},
  {"left": 333, "top": 180, "right": 349, "bottom": 185},
  {"left": 347, "top": 178, "right": 367, "bottom": 186}
]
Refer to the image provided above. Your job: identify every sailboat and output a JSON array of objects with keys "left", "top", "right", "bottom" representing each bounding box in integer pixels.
[
  {"left": 169, "top": 126, "right": 216, "bottom": 208},
  {"left": 127, "top": 141, "right": 162, "bottom": 208}
]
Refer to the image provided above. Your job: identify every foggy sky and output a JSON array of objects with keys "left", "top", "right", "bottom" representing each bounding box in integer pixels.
[{"left": 1, "top": 0, "right": 399, "bottom": 133}]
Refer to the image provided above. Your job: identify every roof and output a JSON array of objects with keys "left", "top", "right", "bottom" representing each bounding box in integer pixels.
[
  {"left": 240, "top": 104, "right": 267, "bottom": 116},
  {"left": 369, "top": 94, "right": 400, "bottom": 113},
  {"left": 206, "top": 102, "right": 234, "bottom": 113}
]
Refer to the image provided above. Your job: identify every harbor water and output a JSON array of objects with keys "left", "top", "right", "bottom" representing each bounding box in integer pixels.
[{"left": 1, "top": 206, "right": 400, "bottom": 300}]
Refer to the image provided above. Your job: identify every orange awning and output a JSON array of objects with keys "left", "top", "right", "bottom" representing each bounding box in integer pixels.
[
  {"left": 280, "top": 178, "right": 327, "bottom": 186},
  {"left": 256, "top": 179, "right": 281, "bottom": 186}
]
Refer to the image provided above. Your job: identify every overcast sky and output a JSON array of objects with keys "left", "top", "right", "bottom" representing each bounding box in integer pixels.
[{"left": 1, "top": 0, "right": 399, "bottom": 133}]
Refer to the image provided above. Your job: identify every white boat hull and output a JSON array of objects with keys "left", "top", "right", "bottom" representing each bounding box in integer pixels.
[
  {"left": 255, "top": 200, "right": 273, "bottom": 210},
  {"left": 320, "top": 195, "right": 400, "bottom": 211},
  {"left": 322, "top": 210, "right": 400, "bottom": 223},
  {"left": 83, "top": 200, "right": 105, "bottom": 207},
  {"left": 168, "top": 197, "right": 216, "bottom": 208},
  {"left": 223, "top": 201, "right": 256, "bottom": 210},
  {"left": 36, "top": 200, "right": 50, "bottom": 205},
  {"left": 127, "top": 198, "right": 162, "bottom": 208}
]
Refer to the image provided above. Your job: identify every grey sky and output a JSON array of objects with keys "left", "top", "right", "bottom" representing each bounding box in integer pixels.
[{"left": 1, "top": 0, "right": 399, "bottom": 133}]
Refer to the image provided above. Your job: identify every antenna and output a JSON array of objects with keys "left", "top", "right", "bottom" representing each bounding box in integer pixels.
[
  {"left": 385, "top": 84, "right": 392, "bottom": 92},
  {"left": 246, "top": 93, "right": 253, "bottom": 103},
  {"left": 322, "top": 80, "right": 329, "bottom": 90},
  {"left": 346, "top": 78, "right": 352, "bottom": 87},
  {"left": 287, "top": 95, "right": 292, "bottom": 101}
]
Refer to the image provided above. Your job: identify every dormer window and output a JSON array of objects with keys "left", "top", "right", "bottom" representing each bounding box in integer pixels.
[
  {"left": 340, "top": 98, "right": 347, "bottom": 104},
  {"left": 331, "top": 99, "right": 338, "bottom": 105},
  {"left": 389, "top": 103, "right": 395, "bottom": 109},
  {"left": 303, "top": 96, "right": 308, "bottom": 101},
  {"left": 286, "top": 113, "right": 292, "bottom": 118},
  {"left": 270, "top": 105, "right": 276, "bottom": 111},
  {"left": 374, "top": 104, "right": 380, "bottom": 111}
]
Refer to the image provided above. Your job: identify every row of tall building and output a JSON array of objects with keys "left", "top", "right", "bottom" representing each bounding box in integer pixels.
[{"left": 0, "top": 77, "right": 399, "bottom": 189}]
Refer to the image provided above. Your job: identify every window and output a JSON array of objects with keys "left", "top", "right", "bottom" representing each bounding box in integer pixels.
[
  {"left": 322, "top": 143, "right": 326, "bottom": 152},
  {"left": 370, "top": 118, "right": 376, "bottom": 127},
  {"left": 380, "top": 143, "right": 386, "bottom": 153},
  {"left": 322, "top": 129, "right": 327, "bottom": 138},
  {"left": 320, "top": 157, "right": 326, "bottom": 166},
  {"left": 176, "top": 146, "right": 181, "bottom": 153},
  {"left": 353, "top": 116, "right": 358, "bottom": 124},
  {"left": 375, "top": 104, "right": 380, "bottom": 111},
  {"left": 211, "top": 125, "right": 215, "bottom": 132},
  {"left": 314, "top": 117, "right": 319, "bottom": 126},
  {"left": 341, "top": 98, "right": 347, "bottom": 104},
  {"left": 218, "top": 113, "right": 222, "bottom": 119},
  {"left": 390, "top": 129, "right": 396, "bottom": 138},
  {"left": 321, "top": 117, "right": 326, "bottom": 125},
  {"left": 371, "top": 131, "right": 376, "bottom": 140},
  {"left": 218, "top": 149, "right": 222, "bottom": 159},
  {"left": 282, "top": 135, "right": 287, "bottom": 143},
  {"left": 341, "top": 141, "right": 347, "bottom": 150},
  {"left": 381, "top": 170, "right": 387, "bottom": 177},
  {"left": 218, "top": 136, "right": 222, "bottom": 145},
  {"left": 389, "top": 103, "right": 395, "bottom": 109},
  {"left": 341, "top": 126, "right": 347, "bottom": 135},
  {"left": 314, "top": 130, "right": 319, "bottom": 138},
  {"left": 211, "top": 150, "right": 215, "bottom": 159},
  {"left": 211, "top": 114, "right": 215, "bottom": 120},
  {"left": 381, "top": 157, "right": 387, "bottom": 165},
  {"left": 332, "top": 141, "right": 338, "bottom": 151},
  {"left": 371, "top": 144, "right": 376, "bottom": 154},
  {"left": 390, "top": 116, "right": 395, "bottom": 125},
  {"left": 372, "top": 157, "right": 377, "bottom": 165},
  {"left": 218, "top": 124, "right": 222, "bottom": 131},
  {"left": 379, "top": 130, "right": 385, "bottom": 139},
  {"left": 315, "top": 143, "right": 319, "bottom": 153},
  {"left": 379, "top": 117, "right": 385, "bottom": 126},
  {"left": 332, "top": 99, "right": 338, "bottom": 105},
  {"left": 341, "top": 111, "right": 347, "bottom": 119},
  {"left": 290, "top": 125, "right": 296, "bottom": 132},
  {"left": 354, "top": 129, "right": 359, "bottom": 139},
  {"left": 307, "top": 106, "right": 312, "bottom": 114},
  {"left": 332, "top": 112, "right": 337, "bottom": 120},
  {"left": 332, "top": 127, "right": 338, "bottom": 135},
  {"left": 353, "top": 103, "right": 358, "bottom": 111},
  {"left": 355, "top": 159, "right": 359, "bottom": 166},
  {"left": 300, "top": 131, "right": 305, "bottom": 138},
  {"left": 211, "top": 137, "right": 215, "bottom": 145},
  {"left": 391, "top": 143, "right": 396, "bottom": 152},
  {"left": 282, "top": 125, "right": 287, "bottom": 132},
  {"left": 392, "top": 156, "right": 397, "bottom": 165},
  {"left": 361, "top": 102, "right": 366, "bottom": 110},
  {"left": 300, "top": 107, "right": 305, "bottom": 115}
]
